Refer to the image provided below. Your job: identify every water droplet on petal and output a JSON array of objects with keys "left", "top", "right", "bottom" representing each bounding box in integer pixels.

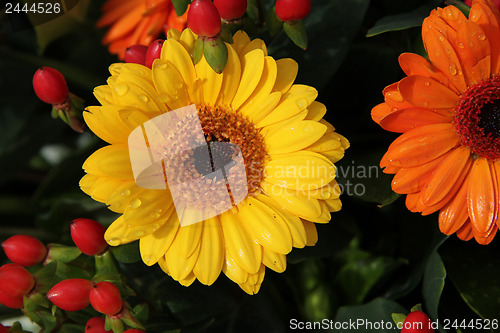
[
  {"left": 438, "top": 36, "right": 445, "bottom": 42},
  {"left": 173, "top": 94, "right": 180, "bottom": 100},
  {"left": 152, "top": 211, "right": 161, "bottom": 219},
  {"left": 143, "top": 256, "right": 151, "bottom": 264},
  {"left": 175, "top": 82, "right": 184, "bottom": 90},
  {"left": 424, "top": 81, "right": 431, "bottom": 87},
  {"left": 159, "top": 63, "right": 168, "bottom": 70},
  {"left": 122, "top": 189, "right": 131, "bottom": 196},
  {"left": 115, "top": 83, "right": 128, "bottom": 96},
  {"left": 458, "top": 42, "right": 465, "bottom": 49},
  {"left": 108, "top": 238, "right": 121, "bottom": 246},
  {"left": 129, "top": 198, "right": 142, "bottom": 209},
  {"left": 304, "top": 124, "right": 314, "bottom": 132},
  {"left": 296, "top": 98, "right": 308, "bottom": 109},
  {"left": 152, "top": 224, "right": 159, "bottom": 231},
  {"left": 478, "top": 34, "right": 486, "bottom": 41},
  {"left": 139, "top": 95, "right": 149, "bottom": 103},
  {"left": 448, "top": 63, "right": 457, "bottom": 76},
  {"left": 134, "top": 230, "right": 145, "bottom": 238}
]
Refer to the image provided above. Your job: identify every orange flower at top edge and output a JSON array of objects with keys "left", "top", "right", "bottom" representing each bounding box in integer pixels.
[
  {"left": 372, "top": 0, "right": 500, "bottom": 245},
  {"left": 97, "top": 0, "right": 188, "bottom": 59}
]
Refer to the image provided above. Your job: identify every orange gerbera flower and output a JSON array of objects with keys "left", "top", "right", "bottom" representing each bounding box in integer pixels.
[
  {"left": 372, "top": 0, "right": 500, "bottom": 244},
  {"left": 97, "top": 0, "right": 188, "bottom": 59}
]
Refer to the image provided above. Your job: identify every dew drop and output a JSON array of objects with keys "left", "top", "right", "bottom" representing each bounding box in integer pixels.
[
  {"left": 139, "top": 95, "right": 149, "bottom": 103},
  {"left": 108, "top": 238, "right": 121, "bottom": 246},
  {"left": 152, "top": 223, "right": 160, "bottom": 231},
  {"left": 438, "top": 35, "right": 445, "bottom": 42},
  {"left": 129, "top": 198, "right": 142, "bottom": 209},
  {"left": 122, "top": 189, "right": 131, "bottom": 196},
  {"left": 159, "top": 63, "right": 168, "bottom": 70},
  {"left": 424, "top": 81, "right": 431, "bottom": 87},
  {"left": 175, "top": 82, "right": 184, "bottom": 90},
  {"left": 115, "top": 83, "right": 129, "bottom": 96},
  {"left": 478, "top": 34, "right": 486, "bottom": 41},
  {"left": 143, "top": 256, "right": 151, "bottom": 264},
  {"left": 458, "top": 42, "right": 465, "bottom": 49},
  {"left": 296, "top": 98, "right": 308, "bottom": 109},
  {"left": 134, "top": 230, "right": 145, "bottom": 238},
  {"left": 173, "top": 94, "right": 180, "bottom": 100},
  {"left": 448, "top": 63, "right": 457, "bottom": 76},
  {"left": 152, "top": 211, "right": 161, "bottom": 219}
]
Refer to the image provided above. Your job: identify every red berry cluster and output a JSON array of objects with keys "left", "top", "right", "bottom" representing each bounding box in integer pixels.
[
  {"left": 124, "top": 39, "right": 164, "bottom": 68},
  {"left": 187, "top": 0, "right": 247, "bottom": 38},
  {"left": 275, "top": 0, "right": 311, "bottom": 22},
  {"left": 0, "top": 219, "right": 145, "bottom": 332}
]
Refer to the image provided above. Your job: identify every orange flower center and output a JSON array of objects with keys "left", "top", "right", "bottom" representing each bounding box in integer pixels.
[{"left": 454, "top": 76, "right": 500, "bottom": 160}]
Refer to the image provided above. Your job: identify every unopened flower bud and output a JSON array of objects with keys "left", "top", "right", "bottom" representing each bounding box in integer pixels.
[
  {"left": 33, "top": 67, "right": 69, "bottom": 105},
  {"left": 0, "top": 264, "right": 35, "bottom": 297},
  {"left": 70, "top": 218, "right": 108, "bottom": 255},
  {"left": 89, "top": 281, "right": 123, "bottom": 315},
  {"left": 2, "top": 234, "right": 47, "bottom": 267},
  {"left": 46, "top": 278, "right": 93, "bottom": 311},
  {"left": 187, "top": 0, "right": 222, "bottom": 37}
]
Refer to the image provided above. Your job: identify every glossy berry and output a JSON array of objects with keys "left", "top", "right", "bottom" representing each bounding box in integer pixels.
[
  {"left": 0, "top": 264, "right": 35, "bottom": 297},
  {"left": 85, "top": 317, "right": 112, "bottom": 333},
  {"left": 214, "top": 0, "right": 247, "bottom": 20},
  {"left": 2, "top": 234, "right": 47, "bottom": 267},
  {"left": 124, "top": 45, "right": 148, "bottom": 66},
  {"left": 70, "top": 218, "right": 108, "bottom": 256},
  {"left": 46, "top": 278, "right": 93, "bottom": 311},
  {"left": 0, "top": 288, "right": 24, "bottom": 309},
  {"left": 187, "top": 0, "right": 222, "bottom": 37},
  {"left": 123, "top": 330, "right": 145, "bottom": 333},
  {"left": 275, "top": 0, "right": 311, "bottom": 21},
  {"left": 89, "top": 281, "right": 122, "bottom": 315},
  {"left": 401, "top": 311, "right": 434, "bottom": 333},
  {"left": 145, "top": 39, "right": 164, "bottom": 68},
  {"left": 33, "top": 67, "right": 69, "bottom": 105}
]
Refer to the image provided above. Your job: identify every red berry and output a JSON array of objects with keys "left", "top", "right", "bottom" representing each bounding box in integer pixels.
[
  {"left": 0, "top": 288, "right": 24, "bottom": 309},
  {"left": 187, "top": 0, "right": 222, "bottom": 37},
  {"left": 89, "top": 281, "right": 122, "bottom": 315},
  {"left": 33, "top": 67, "right": 69, "bottom": 105},
  {"left": 0, "top": 264, "right": 35, "bottom": 297},
  {"left": 401, "top": 311, "right": 434, "bottom": 333},
  {"left": 145, "top": 39, "right": 164, "bottom": 68},
  {"left": 275, "top": 0, "right": 311, "bottom": 21},
  {"left": 125, "top": 45, "right": 148, "bottom": 66},
  {"left": 46, "top": 278, "right": 93, "bottom": 311},
  {"left": 70, "top": 218, "right": 108, "bottom": 256},
  {"left": 123, "top": 330, "right": 145, "bottom": 333},
  {"left": 85, "top": 317, "right": 112, "bottom": 333},
  {"left": 214, "top": 0, "right": 247, "bottom": 20},
  {"left": 2, "top": 235, "right": 47, "bottom": 267}
]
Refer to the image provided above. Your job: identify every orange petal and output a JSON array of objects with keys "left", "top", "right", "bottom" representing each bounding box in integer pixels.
[
  {"left": 422, "top": 146, "right": 472, "bottom": 206},
  {"left": 385, "top": 123, "right": 460, "bottom": 168},
  {"left": 456, "top": 220, "right": 474, "bottom": 241},
  {"left": 97, "top": 1, "right": 140, "bottom": 27},
  {"left": 493, "top": 160, "right": 500, "bottom": 229},
  {"left": 398, "top": 53, "right": 458, "bottom": 93},
  {"left": 405, "top": 193, "right": 420, "bottom": 212},
  {"left": 398, "top": 76, "right": 459, "bottom": 110},
  {"left": 473, "top": 225, "right": 498, "bottom": 244},
  {"left": 421, "top": 26, "right": 468, "bottom": 92},
  {"left": 371, "top": 102, "right": 392, "bottom": 125},
  {"left": 102, "top": 5, "right": 144, "bottom": 44},
  {"left": 439, "top": 171, "right": 471, "bottom": 235},
  {"left": 468, "top": 157, "right": 496, "bottom": 234},
  {"left": 382, "top": 83, "right": 413, "bottom": 110},
  {"left": 470, "top": 0, "right": 500, "bottom": 73},
  {"left": 392, "top": 154, "right": 447, "bottom": 194},
  {"left": 455, "top": 20, "right": 491, "bottom": 86},
  {"left": 430, "top": 6, "right": 467, "bottom": 32},
  {"left": 379, "top": 107, "right": 451, "bottom": 133}
]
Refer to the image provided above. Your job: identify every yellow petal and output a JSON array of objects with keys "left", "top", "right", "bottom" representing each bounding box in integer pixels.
[
  {"left": 304, "top": 101, "right": 327, "bottom": 121},
  {"left": 305, "top": 201, "right": 331, "bottom": 223},
  {"left": 123, "top": 190, "right": 174, "bottom": 224},
  {"left": 164, "top": 236, "right": 201, "bottom": 281},
  {"left": 272, "top": 58, "right": 298, "bottom": 95},
  {"left": 232, "top": 30, "right": 251, "bottom": 55},
  {"left": 231, "top": 49, "right": 265, "bottom": 110},
  {"left": 324, "top": 198, "right": 342, "bottom": 212},
  {"left": 161, "top": 39, "right": 196, "bottom": 100},
  {"left": 84, "top": 107, "right": 123, "bottom": 144},
  {"left": 262, "top": 247, "right": 286, "bottom": 273},
  {"left": 106, "top": 181, "right": 143, "bottom": 213},
  {"left": 239, "top": 264, "right": 265, "bottom": 295},
  {"left": 152, "top": 59, "right": 190, "bottom": 109},
  {"left": 266, "top": 120, "right": 327, "bottom": 154},
  {"left": 139, "top": 214, "right": 180, "bottom": 266},
  {"left": 178, "top": 272, "right": 197, "bottom": 286},
  {"left": 239, "top": 38, "right": 268, "bottom": 56},
  {"left": 262, "top": 182, "right": 322, "bottom": 220},
  {"left": 195, "top": 55, "right": 223, "bottom": 106},
  {"left": 303, "top": 220, "right": 318, "bottom": 246},
  {"left": 265, "top": 151, "right": 336, "bottom": 190},
  {"left": 93, "top": 85, "right": 114, "bottom": 105},
  {"left": 254, "top": 193, "right": 307, "bottom": 248},
  {"left": 79, "top": 174, "right": 99, "bottom": 197},
  {"left": 174, "top": 220, "right": 203, "bottom": 258},
  {"left": 238, "top": 196, "right": 293, "bottom": 254},
  {"left": 306, "top": 132, "right": 343, "bottom": 153},
  {"left": 222, "top": 247, "right": 248, "bottom": 284},
  {"left": 109, "top": 77, "right": 164, "bottom": 116},
  {"left": 220, "top": 211, "right": 262, "bottom": 274},
  {"left": 104, "top": 216, "right": 138, "bottom": 246},
  {"left": 83, "top": 144, "right": 134, "bottom": 180},
  {"left": 88, "top": 176, "right": 125, "bottom": 203},
  {"left": 257, "top": 85, "right": 318, "bottom": 127},
  {"left": 179, "top": 28, "right": 197, "bottom": 54},
  {"left": 217, "top": 43, "right": 241, "bottom": 106},
  {"left": 239, "top": 92, "right": 281, "bottom": 124},
  {"left": 193, "top": 217, "right": 224, "bottom": 285},
  {"left": 239, "top": 56, "right": 277, "bottom": 114}
]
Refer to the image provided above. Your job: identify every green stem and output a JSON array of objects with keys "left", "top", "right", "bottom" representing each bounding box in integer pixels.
[{"left": 256, "top": 0, "right": 265, "bottom": 27}]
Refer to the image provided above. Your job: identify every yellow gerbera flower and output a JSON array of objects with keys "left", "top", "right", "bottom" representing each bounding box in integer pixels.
[{"left": 80, "top": 29, "right": 349, "bottom": 294}]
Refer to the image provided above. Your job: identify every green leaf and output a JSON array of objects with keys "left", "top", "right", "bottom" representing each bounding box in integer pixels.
[
  {"left": 332, "top": 298, "right": 407, "bottom": 332},
  {"left": 203, "top": 36, "right": 228, "bottom": 74},
  {"left": 193, "top": 38, "right": 204, "bottom": 65},
  {"left": 265, "top": 7, "right": 283, "bottom": 37},
  {"left": 33, "top": 261, "right": 60, "bottom": 294},
  {"left": 410, "top": 303, "right": 423, "bottom": 312},
  {"left": 47, "top": 244, "right": 81, "bottom": 263},
  {"left": 110, "top": 241, "right": 141, "bottom": 264},
  {"left": 391, "top": 313, "right": 407, "bottom": 327},
  {"left": 171, "top": 0, "right": 190, "bottom": 17},
  {"left": 442, "top": 245, "right": 500, "bottom": 321},
  {"left": 423, "top": 251, "right": 446, "bottom": 323},
  {"left": 132, "top": 303, "right": 150, "bottom": 324},
  {"left": 283, "top": 20, "right": 308, "bottom": 50}
]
